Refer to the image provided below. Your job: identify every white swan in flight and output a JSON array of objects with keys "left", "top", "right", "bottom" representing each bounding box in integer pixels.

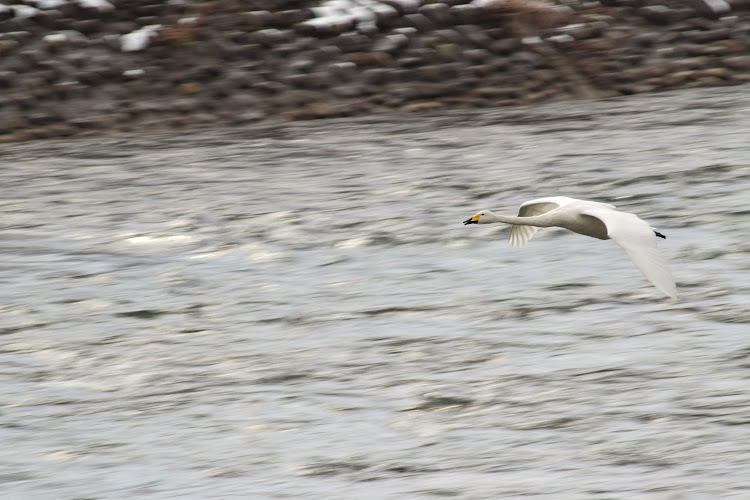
[{"left": 463, "top": 196, "right": 678, "bottom": 298}]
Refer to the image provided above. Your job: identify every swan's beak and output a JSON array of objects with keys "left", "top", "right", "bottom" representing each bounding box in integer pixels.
[{"left": 463, "top": 214, "right": 479, "bottom": 225}]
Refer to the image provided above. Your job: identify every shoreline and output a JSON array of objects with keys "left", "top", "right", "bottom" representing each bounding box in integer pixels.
[{"left": 1, "top": 0, "right": 749, "bottom": 143}]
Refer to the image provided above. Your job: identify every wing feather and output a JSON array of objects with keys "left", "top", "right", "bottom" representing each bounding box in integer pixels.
[
  {"left": 584, "top": 207, "right": 678, "bottom": 298},
  {"left": 509, "top": 224, "right": 539, "bottom": 247},
  {"left": 509, "top": 198, "right": 562, "bottom": 247}
]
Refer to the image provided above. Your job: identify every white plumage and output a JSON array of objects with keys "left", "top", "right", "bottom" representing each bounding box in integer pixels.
[{"left": 464, "top": 196, "right": 678, "bottom": 298}]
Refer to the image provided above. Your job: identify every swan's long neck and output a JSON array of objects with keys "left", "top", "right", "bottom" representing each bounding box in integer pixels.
[{"left": 485, "top": 211, "right": 554, "bottom": 227}]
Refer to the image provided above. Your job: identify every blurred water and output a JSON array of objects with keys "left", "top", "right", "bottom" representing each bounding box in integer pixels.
[{"left": 2, "top": 85, "right": 750, "bottom": 499}]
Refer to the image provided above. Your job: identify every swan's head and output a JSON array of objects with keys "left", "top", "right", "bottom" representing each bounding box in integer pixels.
[{"left": 463, "top": 210, "right": 490, "bottom": 225}]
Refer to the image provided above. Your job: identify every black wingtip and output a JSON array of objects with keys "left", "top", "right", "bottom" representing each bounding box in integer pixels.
[{"left": 654, "top": 231, "right": 666, "bottom": 239}]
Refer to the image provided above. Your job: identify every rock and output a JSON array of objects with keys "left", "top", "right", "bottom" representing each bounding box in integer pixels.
[
  {"left": 455, "top": 24, "right": 493, "bottom": 46},
  {"left": 399, "top": 13, "right": 436, "bottom": 32},
  {"left": 52, "top": 81, "right": 88, "bottom": 98},
  {"left": 476, "top": 0, "right": 572, "bottom": 27},
  {"left": 361, "top": 67, "right": 392, "bottom": 84},
  {"left": 462, "top": 48, "right": 491, "bottom": 63},
  {"left": 346, "top": 51, "right": 393, "bottom": 66},
  {"left": 333, "top": 33, "right": 373, "bottom": 53},
  {"left": 401, "top": 47, "right": 439, "bottom": 65},
  {"left": 231, "top": 110, "right": 267, "bottom": 124},
  {"left": 284, "top": 54, "right": 314, "bottom": 74},
  {"left": 448, "top": 4, "right": 480, "bottom": 24},
  {"left": 572, "top": 37, "right": 617, "bottom": 52},
  {"left": 178, "top": 82, "right": 203, "bottom": 95},
  {"left": 666, "top": 70, "right": 701, "bottom": 85},
  {"left": 296, "top": 18, "right": 356, "bottom": 38},
  {"left": 331, "top": 84, "right": 372, "bottom": 97},
  {"left": 399, "top": 56, "right": 427, "bottom": 68},
  {"left": 380, "top": 0, "right": 420, "bottom": 15},
  {"left": 419, "top": 3, "right": 453, "bottom": 25},
  {"left": 489, "top": 39, "right": 522, "bottom": 55},
  {"left": 722, "top": 54, "right": 750, "bottom": 69},
  {"left": 283, "top": 103, "right": 358, "bottom": 120},
  {"left": 120, "top": 24, "right": 161, "bottom": 52},
  {"left": 682, "top": 27, "right": 732, "bottom": 43},
  {"left": 689, "top": 0, "right": 732, "bottom": 18},
  {"left": 43, "top": 30, "right": 89, "bottom": 51},
  {"left": 371, "top": 4, "right": 400, "bottom": 28},
  {"left": 356, "top": 23, "right": 380, "bottom": 38},
  {"left": 252, "top": 80, "right": 288, "bottom": 94},
  {"left": 273, "top": 9, "right": 312, "bottom": 28},
  {"left": 510, "top": 51, "right": 544, "bottom": 67},
  {"left": 373, "top": 33, "right": 411, "bottom": 54},
  {"left": 400, "top": 101, "right": 444, "bottom": 113},
  {"left": 555, "top": 21, "right": 609, "bottom": 40},
  {"left": 70, "top": 19, "right": 101, "bottom": 35},
  {"left": 28, "top": 112, "right": 62, "bottom": 126},
  {"left": 0, "top": 17, "right": 37, "bottom": 33},
  {"left": 618, "top": 83, "right": 658, "bottom": 95},
  {"left": 134, "top": 3, "right": 167, "bottom": 17},
  {"left": 0, "top": 5, "right": 12, "bottom": 22},
  {"left": 251, "top": 29, "right": 291, "bottom": 47},
  {"left": 468, "top": 64, "right": 495, "bottom": 76},
  {"left": 284, "top": 71, "right": 334, "bottom": 90},
  {"left": 327, "top": 61, "right": 357, "bottom": 76},
  {"left": 631, "top": 31, "right": 661, "bottom": 47},
  {"left": 0, "top": 39, "right": 20, "bottom": 55},
  {"left": 700, "top": 38, "right": 747, "bottom": 55},
  {"left": 239, "top": 11, "right": 273, "bottom": 30},
  {"left": 0, "top": 70, "right": 17, "bottom": 88},
  {"left": 434, "top": 43, "right": 458, "bottom": 61},
  {"left": 703, "top": 67, "right": 733, "bottom": 79},
  {"left": 41, "top": 123, "right": 78, "bottom": 137},
  {"left": 637, "top": 5, "right": 678, "bottom": 24},
  {"left": 230, "top": 43, "right": 261, "bottom": 59},
  {"left": 423, "top": 30, "right": 459, "bottom": 48},
  {"left": 20, "top": 50, "right": 48, "bottom": 69},
  {"left": 475, "top": 87, "right": 522, "bottom": 100},
  {"left": 546, "top": 34, "right": 575, "bottom": 45},
  {"left": 309, "top": 45, "right": 343, "bottom": 63},
  {"left": 521, "top": 36, "right": 543, "bottom": 47},
  {"left": 171, "top": 98, "right": 198, "bottom": 114},
  {"left": 415, "top": 62, "right": 464, "bottom": 80},
  {"left": 1, "top": 30, "right": 33, "bottom": 44}
]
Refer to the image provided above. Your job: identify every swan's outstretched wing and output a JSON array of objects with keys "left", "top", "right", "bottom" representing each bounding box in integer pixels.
[
  {"left": 585, "top": 207, "right": 678, "bottom": 298},
  {"left": 509, "top": 223, "right": 540, "bottom": 247},
  {"left": 509, "top": 197, "right": 566, "bottom": 247}
]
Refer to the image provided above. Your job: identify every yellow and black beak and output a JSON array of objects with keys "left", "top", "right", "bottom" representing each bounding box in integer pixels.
[{"left": 463, "top": 214, "right": 480, "bottom": 225}]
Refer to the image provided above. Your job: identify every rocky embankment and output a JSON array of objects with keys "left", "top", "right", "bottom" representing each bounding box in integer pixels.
[{"left": 1, "top": 0, "right": 749, "bottom": 142}]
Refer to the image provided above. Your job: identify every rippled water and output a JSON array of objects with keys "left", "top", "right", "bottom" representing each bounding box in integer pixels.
[{"left": 2, "top": 86, "right": 750, "bottom": 499}]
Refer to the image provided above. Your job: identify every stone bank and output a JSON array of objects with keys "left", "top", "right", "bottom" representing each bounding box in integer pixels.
[{"left": 1, "top": 0, "right": 749, "bottom": 142}]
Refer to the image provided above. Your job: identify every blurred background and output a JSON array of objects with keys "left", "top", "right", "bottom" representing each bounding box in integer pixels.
[
  {"left": 2, "top": 1, "right": 750, "bottom": 499},
  {"left": 1, "top": 0, "right": 750, "bottom": 140}
]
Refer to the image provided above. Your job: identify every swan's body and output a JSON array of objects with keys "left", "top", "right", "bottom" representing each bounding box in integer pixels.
[{"left": 463, "top": 196, "right": 678, "bottom": 298}]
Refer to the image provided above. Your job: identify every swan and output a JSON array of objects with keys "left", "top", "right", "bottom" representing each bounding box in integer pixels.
[{"left": 463, "top": 196, "right": 678, "bottom": 298}]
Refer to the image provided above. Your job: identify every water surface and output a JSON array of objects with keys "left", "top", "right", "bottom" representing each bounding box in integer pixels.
[{"left": 2, "top": 85, "right": 750, "bottom": 499}]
